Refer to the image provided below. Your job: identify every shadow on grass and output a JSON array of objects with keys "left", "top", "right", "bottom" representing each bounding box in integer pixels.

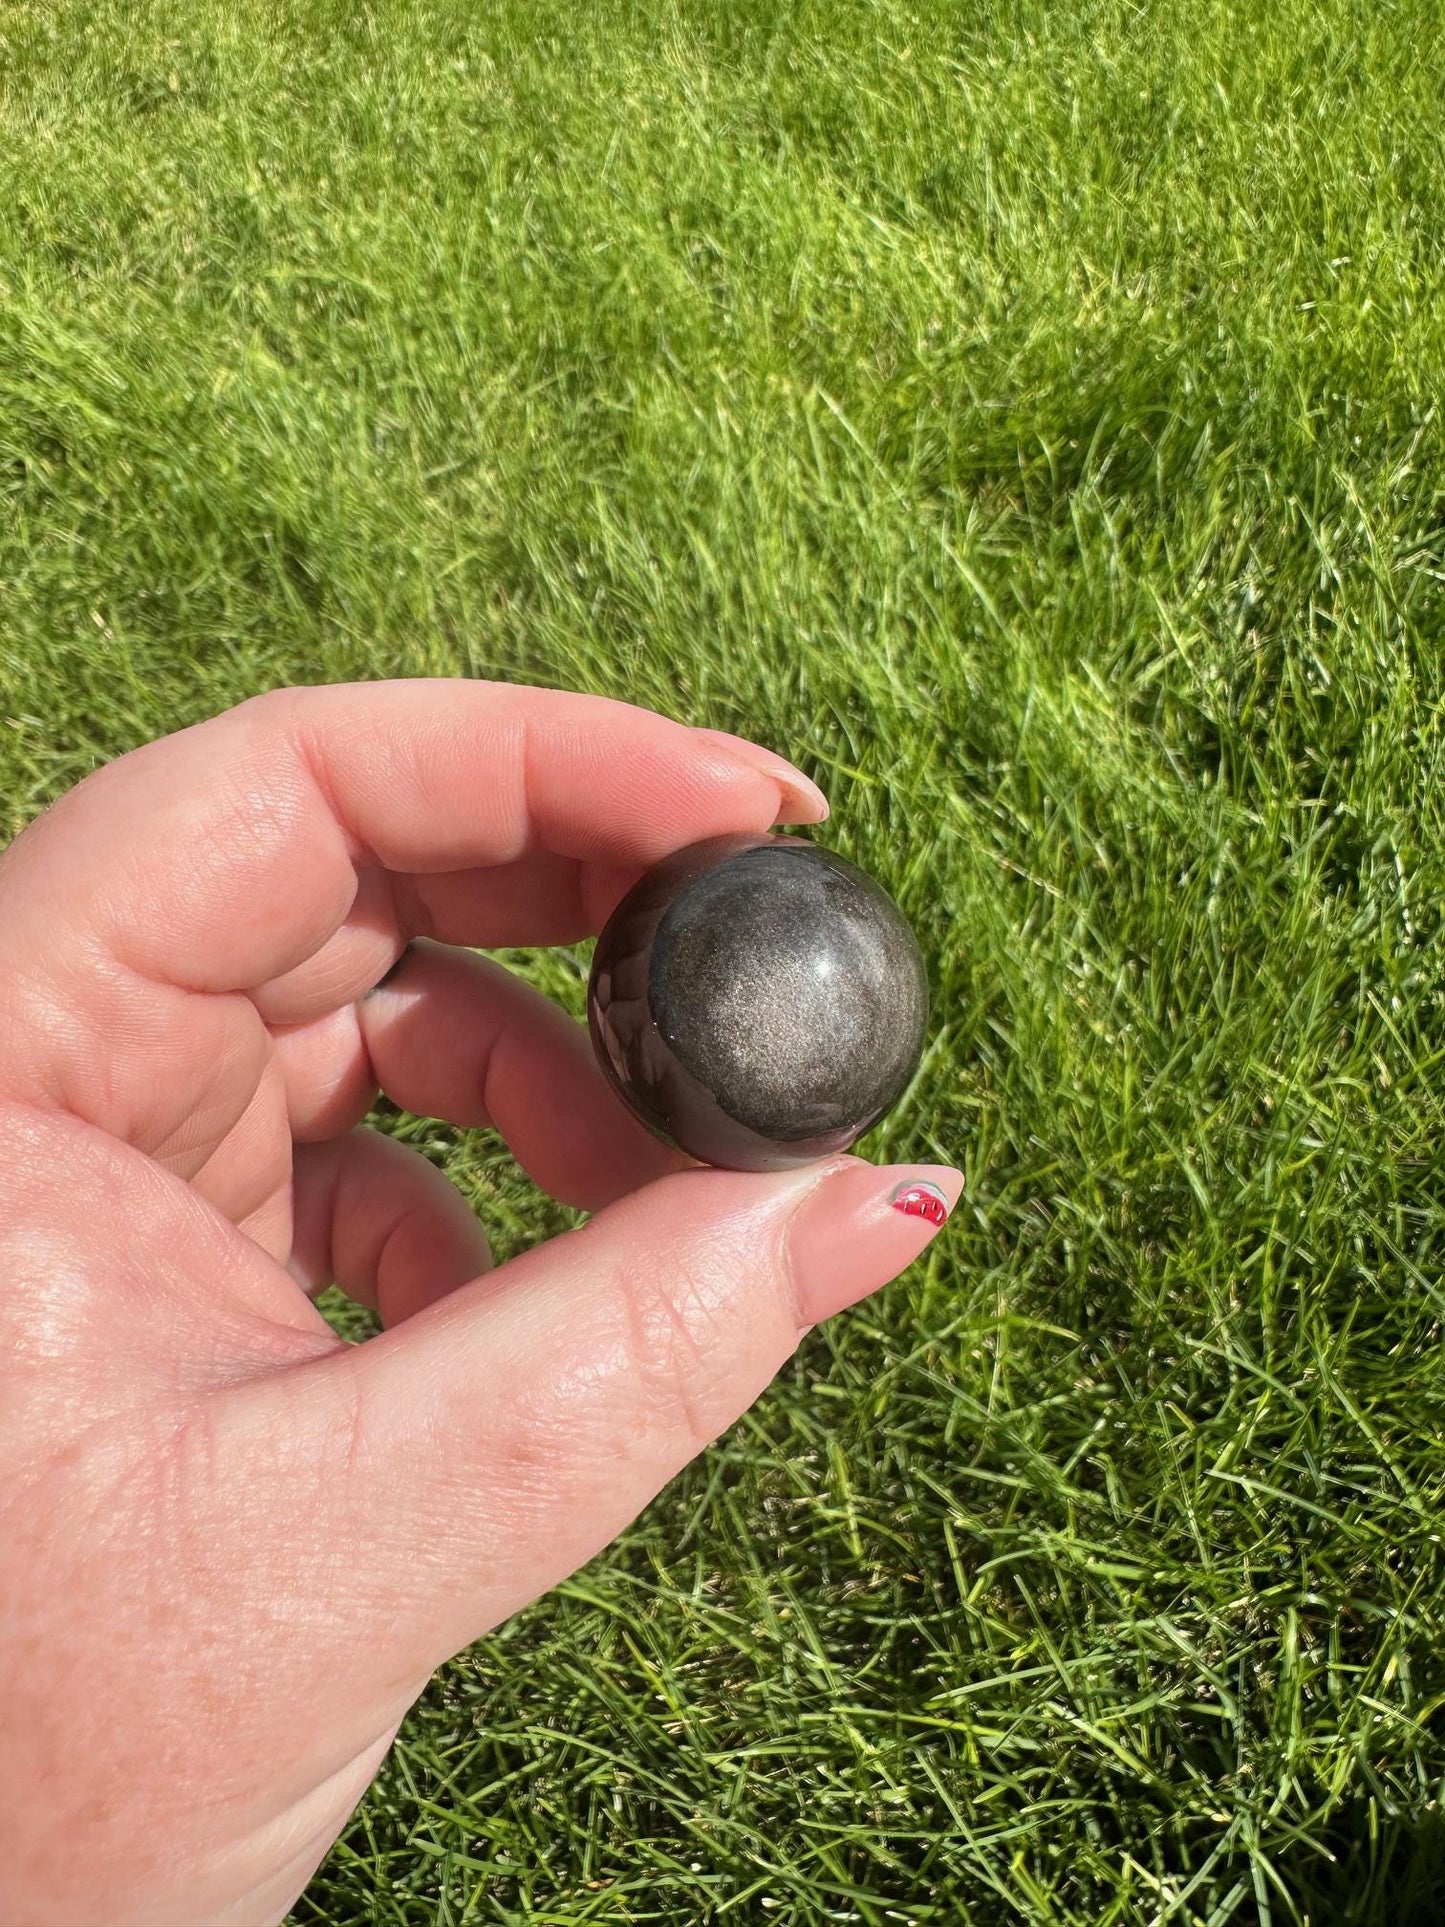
[{"left": 1269, "top": 1803, "right": 1445, "bottom": 1927}]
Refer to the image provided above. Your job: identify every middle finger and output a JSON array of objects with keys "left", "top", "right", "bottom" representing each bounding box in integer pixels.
[{"left": 273, "top": 940, "right": 689, "bottom": 1212}]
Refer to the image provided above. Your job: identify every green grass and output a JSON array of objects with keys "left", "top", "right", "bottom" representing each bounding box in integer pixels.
[{"left": 6, "top": 0, "right": 1445, "bottom": 1917}]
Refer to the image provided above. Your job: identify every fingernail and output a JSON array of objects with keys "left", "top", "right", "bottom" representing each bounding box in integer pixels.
[
  {"left": 692, "top": 727, "right": 830, "bottom": 822},
  {"left": 786, "top": 1161, "right": 962, "bottom": 1327}
]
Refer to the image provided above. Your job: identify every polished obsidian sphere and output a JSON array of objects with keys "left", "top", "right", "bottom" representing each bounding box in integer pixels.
[{"left": 587, "top": 833, "right": 929, "bottom": 1171}]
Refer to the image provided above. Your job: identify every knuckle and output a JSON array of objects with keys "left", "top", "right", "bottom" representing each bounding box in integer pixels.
[{"left": 615, "top": 1256, "right": 727, "bottom": 1456}]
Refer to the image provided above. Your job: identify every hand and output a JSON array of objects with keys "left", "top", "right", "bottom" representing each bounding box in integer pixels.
[{"left": 0, "top": 681, "right": 960, "bottom": 1927}]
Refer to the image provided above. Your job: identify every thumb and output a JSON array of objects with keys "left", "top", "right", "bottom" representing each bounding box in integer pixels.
[{"left": 281, "top": 1156, "right": 960, "bottom": 1688}]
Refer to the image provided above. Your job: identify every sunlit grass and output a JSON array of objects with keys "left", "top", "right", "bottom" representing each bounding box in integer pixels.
[{"left": 5, "top": 0, "right": 1445, "bottom": 1918}]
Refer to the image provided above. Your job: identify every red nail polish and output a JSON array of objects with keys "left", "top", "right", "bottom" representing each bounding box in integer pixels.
[{"left": 889, "top": 1179, "right": 951, "bottom": 1228}]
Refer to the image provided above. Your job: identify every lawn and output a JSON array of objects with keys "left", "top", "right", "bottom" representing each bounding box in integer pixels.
[{"left": 5, "top": 0, "right": 1445, "bottom": 1919}]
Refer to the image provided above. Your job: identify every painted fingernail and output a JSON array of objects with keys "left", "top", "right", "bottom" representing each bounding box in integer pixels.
[
  {"left": 787, "top": 1161, "right": 962, "bottom": 1327},
  {"left": 754, "top": 757, "right": 830, "bottom": 824},
  {"left": 693, "top": 727, "right": 830, "bottom": 822},
  {"left": 889, "top": 1179, "right": 951, "bottom": 1227}
]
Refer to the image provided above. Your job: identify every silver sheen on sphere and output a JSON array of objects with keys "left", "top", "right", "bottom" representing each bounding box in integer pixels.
[{"left": 587, "top": 833, "right": 929, "bottom": 1171}]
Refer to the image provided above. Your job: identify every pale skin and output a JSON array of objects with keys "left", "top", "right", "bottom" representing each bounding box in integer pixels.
[{"left": 0, "top": 681, "right": 960, "bottom": 1926}]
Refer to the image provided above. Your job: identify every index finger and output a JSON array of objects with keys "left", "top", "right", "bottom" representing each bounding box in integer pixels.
[{"left": 0, "top": 680, "right": 827, "bottom": 996}]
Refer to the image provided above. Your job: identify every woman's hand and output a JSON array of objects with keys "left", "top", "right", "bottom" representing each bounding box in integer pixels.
[{"left": 0, "top": 682, "right": 959, "bottom": 1927}]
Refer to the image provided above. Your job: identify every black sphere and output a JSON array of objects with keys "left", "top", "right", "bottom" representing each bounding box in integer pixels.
[{"left": 587, "top": 833, "right": 929, "bottom": 1171}]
